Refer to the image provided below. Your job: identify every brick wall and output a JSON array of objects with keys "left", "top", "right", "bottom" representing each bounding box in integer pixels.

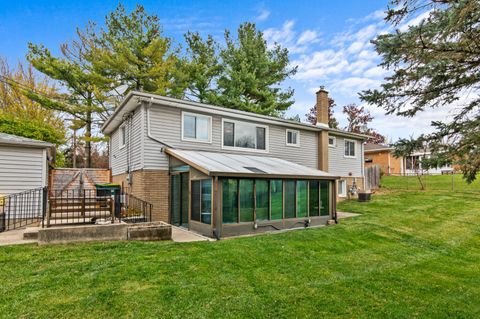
[
  {"left": 336, "top": 176, "right": 365, "bottom": 201},
  {"left": 112, "top": 169, "right": 169, "bottom": 222},
  {"left": 365, "top": 151, "right": 403, "bottom": 175}
]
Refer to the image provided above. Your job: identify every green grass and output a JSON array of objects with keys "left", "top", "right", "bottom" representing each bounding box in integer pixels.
[
  {"left": 381, "top": 173, "right": 480, "bottom": 193},
  {"left": 1, "top": 190, "right": 480, "bottom": 318}
]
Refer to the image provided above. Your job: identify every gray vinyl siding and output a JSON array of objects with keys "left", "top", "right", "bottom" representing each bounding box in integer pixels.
[
  {"left": 110, "top": 107, "right": 144, "bottom": 176},
  {"left": 328, "top": 135, "right": 363, "bottom": 177},
  {"left": 143, "top": 102, "right": 318, "bottom": 169},
  {"left": 0, "top": 145, "right": 46, "bottom": 195}
]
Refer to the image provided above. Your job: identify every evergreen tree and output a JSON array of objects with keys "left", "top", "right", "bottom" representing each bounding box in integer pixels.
[
  {"left": 182, "top": 32, "right": 222, "bottom": 103},
  {"left": 217, "top": 23, "right": 297, "bottom": 115},
  {"left": 361, "top": 0, "right": 480, "bottom": 182}
]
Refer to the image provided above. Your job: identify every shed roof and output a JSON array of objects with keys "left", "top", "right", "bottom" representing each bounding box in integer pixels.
[
  {"left": 0, "top": 132, "right": 54, "bottom": 148},
  {"left": 166, "top": 148, "right": 338, "bottom": 180}
]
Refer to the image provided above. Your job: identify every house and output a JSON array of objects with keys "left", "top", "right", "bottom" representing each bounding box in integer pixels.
[
  {"left": 0, "top": 133, "right": 53, "bottom": 196},
  {"left": 364, "top": 143, "right": 403, "bottom": 175},
  {"left": 364, "top": 143, "right": 454, "bottom": 175},
  {"left": 102, "top": 89, "right": 367, "bottom": 238}
]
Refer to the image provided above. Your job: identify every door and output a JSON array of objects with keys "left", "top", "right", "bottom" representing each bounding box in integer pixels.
[{"left": 170, "top": 172, "right": 189, "bottom": 227}]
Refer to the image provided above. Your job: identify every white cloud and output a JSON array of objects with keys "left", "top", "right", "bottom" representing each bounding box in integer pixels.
[
  {"left": 297, "top": 30, "right": 319, "bottom": 45},
  {"left": 256, "top": 9, "right": 270, "bottom": 22},
  {"left": 398, "top": 10, "right": 432, "bottom": 32}
]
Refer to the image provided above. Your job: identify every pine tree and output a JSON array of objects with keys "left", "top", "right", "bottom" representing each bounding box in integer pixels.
[
  {"left": 217, "top": 23, "right": 297, "bottom": 115},
  {"left": 360, "top": 0, "right": 480, "bottom": 182}
]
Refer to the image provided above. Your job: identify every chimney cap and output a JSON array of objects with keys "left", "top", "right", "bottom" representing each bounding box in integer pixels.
[{"left": 316, "top": 86, "right": 328, "bottom": 94}]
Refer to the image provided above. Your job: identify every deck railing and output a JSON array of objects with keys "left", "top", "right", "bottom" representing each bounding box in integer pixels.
[{"left": 0, "top": 187, "right": 47, "bottom": 232}]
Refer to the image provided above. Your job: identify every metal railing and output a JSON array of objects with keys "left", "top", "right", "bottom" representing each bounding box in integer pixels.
[
  {"left": 0, "top": 187, "right": 47, "bottom": 232},
  {"left": 120, "top": 193, "right": 153, "bottom": 223},
  {"left": 47, "top": 189, "right": 115, "bottom": 226}
]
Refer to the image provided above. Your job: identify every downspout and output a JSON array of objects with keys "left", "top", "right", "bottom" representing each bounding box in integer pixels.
[{"left": 145, "top": 97, "right": 173, "bottom": 149}]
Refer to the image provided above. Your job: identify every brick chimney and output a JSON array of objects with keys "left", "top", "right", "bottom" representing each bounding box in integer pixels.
[
  {"left": 316, "top": 87, "right": 329, "bottom": 127},
  {"left": 316, "top": 87, "right": 329, "bottom": 172}
]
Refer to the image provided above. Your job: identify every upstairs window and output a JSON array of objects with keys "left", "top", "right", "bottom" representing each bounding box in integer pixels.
[
  {"left": 286, "top": 129, "right": 300, "bottom": 147},
  {"left": 182, "top": 112, "right": 212, "bottom": 143},
  {"left": 328, "top": 136, "right": 336, "bottom": 147},
  {"left": 344, "top": 140, "right": 356, "bottom": 157},
  {"left": 223, "top": 120, "right": 267, "bottom": 151},
  {"left": 119, "top": 125, "right": 126, "bottom": 149}
]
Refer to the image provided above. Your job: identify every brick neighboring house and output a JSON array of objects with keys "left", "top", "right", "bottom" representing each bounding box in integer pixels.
[
  {"left": 102, "top": 89, "right": 367, "bottom": 238},
  {"left": 364, "top": 143, "right": 403, "bottom": 175},
  {"left": 364, "top": 143, "right": 455, "bottom": 175}
]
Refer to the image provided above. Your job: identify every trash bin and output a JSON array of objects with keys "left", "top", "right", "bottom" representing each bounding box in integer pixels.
[
  {"left": 358, "top": 191, "right": 372, "bottom": 202},
  {"left": 95, "top": 184, "right": 121, "bottom": 217}
]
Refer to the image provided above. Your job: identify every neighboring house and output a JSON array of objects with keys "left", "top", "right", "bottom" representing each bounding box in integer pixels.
[
  {"left": 364, "top": 143, "right": 454, "bottom": 175},
  {"left": 102, "top": 89, "right": 367, "bottom": 238},
  {"left": 0, "top": 133, "right": 53, "bottom": 196},
  {"left": 364, "top": 143, "right": 403, "bottom": 175}
]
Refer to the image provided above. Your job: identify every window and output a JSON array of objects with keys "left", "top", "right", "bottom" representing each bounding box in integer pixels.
[
  {"left": 296, "top": 180, "right": 308, "bottom": 217},
  {"left": 328, "top": 136, "right": 336, "bottom": 147},
  {"left": 284, "top": 180, "right": 296, "bottom": 218},
  {"left": 182, "top": 112, "right": 212, "bottom": 143},
  {"left": 320, "top": 181, "right": 330, "bottom": 216},
  {"left": 222, "top": 179, "right": 238, "bottom": 223},
  {"left": 255, "top": 180, "right": 269, "bottom": 221},
  {"left": 119, "top": 125, "right": 126, "bottom": 148},
  {"left": 309, "top": 181, "right": 320, "bottom": 217},
  {"left": 338, "top": 180, "right": 347, "bottom": 197},
  {"left": 239, "top": 179, "right": 254, "bottom": 222},
  {"left": 286, "top": 129, "right": 300, "bottom": 147},
  {"left": 344, "top": 140, "right": 356, "bottom": 157},
  {"left": 223, "top": 120, "right": 267, "bottom": 151},
  {"left": 270, "top": 180, "right": 283, "bottom": 220},
  {"left": 190, "top": 179, "right": 212, "bottom": 224}
]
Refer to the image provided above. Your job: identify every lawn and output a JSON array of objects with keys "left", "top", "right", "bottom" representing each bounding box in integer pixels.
[
  {"left": 1, "top": 189, "right": 480, "bottom": 318},
  {"left": 381, "top": 173, "right": 480, "bottom": 193}
]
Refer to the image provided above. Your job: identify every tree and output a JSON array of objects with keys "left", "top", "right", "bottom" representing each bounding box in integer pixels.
[
  {"left": 27, "top": 40, "right": 109, "bottom": 168},
  {"left": 89, "top": 4, "right": 185, "bottom": 100},
  {"left": 217, "top": 22, "right": 297, "bottom": 115},
  {"left": 393, "top": 136, "right": 427, "bottom": 189},
  {"left": 342, "top": 104, "right": 386, "bottom": 144},
  {"left": 305, "top": 97, "right": 339, "bottom": 128},
  {"left": 360, "top": 0, "right": 480, "bottom": 182},
  {"left": 182, "top": 32, "right": 222, "bottom": 103},
  {"left": 0, "top": 58, "right": 66, "bottom": 147}
]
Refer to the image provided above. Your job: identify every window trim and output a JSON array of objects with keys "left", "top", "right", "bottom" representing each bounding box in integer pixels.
[
  {"left": 328, "top": 136, "right": 336, "bottom": 148},
  {"left": 221, "top": 118, "right": 269, "bottom": 153},
  {"left": 338, "top": 179, "right": 347, "bottom": 197},
  {"left": 344, "top": 139, "right": 356, "bottom": 158},
  {"left": 285, "top": 129, "right": 300, "bottom": 147},
  {"left": 119, "top": 125, "right": 126, "bottom": 150},
  {"left": 181, "top": 111, "right": 213, "bottom": 144}
]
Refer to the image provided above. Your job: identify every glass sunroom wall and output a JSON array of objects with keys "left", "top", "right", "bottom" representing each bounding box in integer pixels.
[
  {"left": 222, "top": 179, "right": 238, "bottom": 223},
  {"left": 296, "top": 180, "right": 308, "bottom": 218},
  {"left": 255, "top": 180, "right": 269, "bottom": 221},
  {"left": 270, "top": 180, "right": 283, "bottom": 220},
  {"left": 239, "top": 179, "right": 254, "bottom": 222},
  {"left": 309, "top": 181, "right": 320, "bottom": 216},
  {"left": 320, "top": 181, "right": 331, "bottom": 216}
]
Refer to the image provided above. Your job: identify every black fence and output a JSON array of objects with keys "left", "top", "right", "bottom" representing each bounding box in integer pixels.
[
  {"left": 46, "top": 189, "right": 152, "bottom": 227},
  {"left": 0, "top": 187, "right": 47, "bottom": 232}
]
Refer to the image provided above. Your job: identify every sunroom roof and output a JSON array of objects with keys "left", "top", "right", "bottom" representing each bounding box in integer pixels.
[{"left": 165, "top": 149, "right": 338, "bottom": 180}]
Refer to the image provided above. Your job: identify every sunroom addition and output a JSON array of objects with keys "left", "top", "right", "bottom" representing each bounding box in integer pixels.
[{"left": 166, "top": 149, "right": 338, "bottom": 238}]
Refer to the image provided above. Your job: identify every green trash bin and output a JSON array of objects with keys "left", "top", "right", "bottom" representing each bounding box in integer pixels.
[{"left": 95, "top": 184, "right": 121, "bottom": 217}]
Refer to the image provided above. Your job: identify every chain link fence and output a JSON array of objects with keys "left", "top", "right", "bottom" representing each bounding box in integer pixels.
[{"left": 380, "top": 174, "right": 480, "bottom": 194}]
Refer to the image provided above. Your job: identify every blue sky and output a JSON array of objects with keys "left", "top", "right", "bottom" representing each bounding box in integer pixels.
[{"left": 0, "top": 0, "right": 446, "bottom": 141}]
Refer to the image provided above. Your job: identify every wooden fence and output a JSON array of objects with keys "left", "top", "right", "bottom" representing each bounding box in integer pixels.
[{"left": 365, "top": 165, "right": 381, "bottom": 190}]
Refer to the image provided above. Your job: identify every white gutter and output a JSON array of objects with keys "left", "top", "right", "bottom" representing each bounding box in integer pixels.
[{"left": 146, "top": 97, "right": 173, "bottom": 148}]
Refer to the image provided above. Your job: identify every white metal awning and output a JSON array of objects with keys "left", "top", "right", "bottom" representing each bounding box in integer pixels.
[{"left": 165, "top": 148, "right": 338, "bottom": 179}]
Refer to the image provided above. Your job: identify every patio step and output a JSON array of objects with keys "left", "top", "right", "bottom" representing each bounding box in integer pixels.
[{"left": 23, "top": 227, "right": 40, "bottom": 240}]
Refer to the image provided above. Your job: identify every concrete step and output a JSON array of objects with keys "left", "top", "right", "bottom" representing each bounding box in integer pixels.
[{"left": 23, "top": 226, "right": 40, "bottom": 240}]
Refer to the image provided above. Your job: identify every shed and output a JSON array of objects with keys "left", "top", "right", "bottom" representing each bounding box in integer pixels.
[{"left": 0, "top": 133, "right": 53, "bottom": 196}]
